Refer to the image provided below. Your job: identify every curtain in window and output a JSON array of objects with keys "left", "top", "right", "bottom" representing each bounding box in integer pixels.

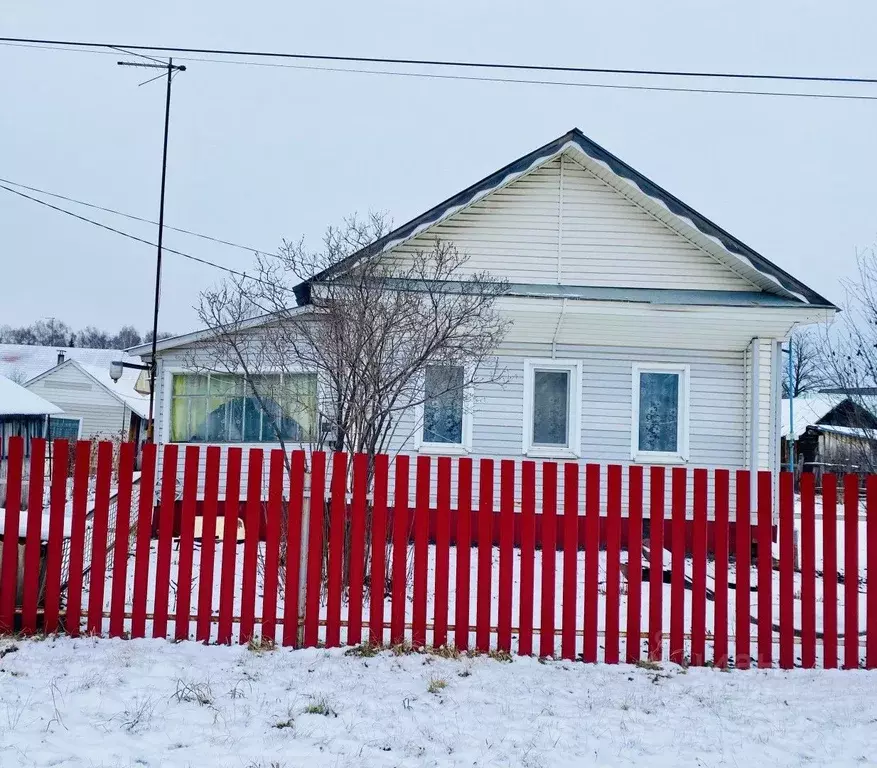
[
  {"left": 533, "top": 370, "right": 569, "bottom": 446},
  {"left": 638, "top": 372, "right": 679, "bottom": 452},
  {"left": 423, "top": 366, "right": 464, "bottom": 444}
]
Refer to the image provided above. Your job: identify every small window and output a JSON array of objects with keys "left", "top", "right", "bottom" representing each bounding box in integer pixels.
[
  {"left": 170, "top": 372, "right": 317, "bottom": 444},
  {"left": 631, "top": 364, "right": 689, "bottom": 462},
  {"left": 523, "top": 360, "right": 581, "bottom": 457},
  {"left": 48, "top": 417, "right": 82, "bottom": 441},
  {"left": 417, "top": 365, "right": 471, "bottom": 452}
]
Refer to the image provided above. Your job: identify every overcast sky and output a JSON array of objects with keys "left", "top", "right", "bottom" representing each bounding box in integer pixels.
[{"left": 2, "top": 1, "right": 875, "bottom": 335}]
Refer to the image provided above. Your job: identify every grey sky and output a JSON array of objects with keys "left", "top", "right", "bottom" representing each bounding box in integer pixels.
[{"left": 2, "top": 1, "right": 875, "bottom": 334}]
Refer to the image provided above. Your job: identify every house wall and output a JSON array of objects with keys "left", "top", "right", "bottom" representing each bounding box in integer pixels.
[
  {"left": 149, "top": 335, "right": 773, "bottom": 522},
  {"left": 390, "top": 155, "right": 758, "bottom": 292},
  {"left": 26, "top": 365, "right": 131, "bottom": 438}
]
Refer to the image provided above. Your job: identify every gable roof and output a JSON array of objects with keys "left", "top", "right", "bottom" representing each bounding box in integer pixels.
[
  {"left": 782, "top": 394, "right": 877, "bottom": 438},
  {"left": 0, "top": 344, "right": 133, "bottom": 383},
  {"left": 294, "top": 128, "right": 835, "bottom": 309},
  {"left": 25, "top": 359, "right": 150, "bottom": 418},
  {"left": 0, "top": 373, "right": 62, "bottom": 416}
]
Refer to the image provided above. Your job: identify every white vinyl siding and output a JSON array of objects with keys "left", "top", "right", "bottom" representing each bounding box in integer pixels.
[
  {"left": 389, "top": 155, "right": 758, "bottom": 292},
  {"left": 25, "top": 364, "right": 133, "bottom": 438}
]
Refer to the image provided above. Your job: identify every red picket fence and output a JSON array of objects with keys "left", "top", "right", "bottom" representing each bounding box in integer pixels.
[{"left": 1, "top": 436, "right": 876, "bottom": 670}]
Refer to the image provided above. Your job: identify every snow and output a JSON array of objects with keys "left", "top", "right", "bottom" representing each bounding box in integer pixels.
[
  {"left": 781, "top": 395, "right": 844, "bottom": 439},
  {"left": 1, "top": 636, "right": 875, "bottom": 767},
  {"left": 0, "top": 509, "right": 71, "bottom": 539},
  {"left": 0, "top": 374, "right": 61, "bottom": 416}
]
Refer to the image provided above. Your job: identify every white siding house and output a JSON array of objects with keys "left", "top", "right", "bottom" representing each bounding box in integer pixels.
[{"left": 129, "top": 128, "right": 835, "bottom": 513}]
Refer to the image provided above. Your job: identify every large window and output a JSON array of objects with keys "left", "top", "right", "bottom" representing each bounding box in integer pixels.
[
  {"left": 523, "top": 360, "right": 581, "bottom": 457},
  {"left": 170, "top": 372, "right": 317, "bottom": 443},
  {"left": 418, "top": 365, "right": 470, "bottom": 452},
  {"left": 631, "top": 363, "right": 689, "bottom": 462}
]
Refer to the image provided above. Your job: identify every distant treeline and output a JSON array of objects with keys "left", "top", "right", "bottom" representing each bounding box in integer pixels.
[{"left": 0, "top": 319, "right": 174, "bottom": 349}]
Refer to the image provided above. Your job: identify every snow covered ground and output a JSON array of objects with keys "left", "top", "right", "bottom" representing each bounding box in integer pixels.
[{"left": 1, "top": 636, "right": 876, "bottom": 767}]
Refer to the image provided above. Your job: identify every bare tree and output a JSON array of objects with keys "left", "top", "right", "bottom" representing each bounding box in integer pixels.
[
  {"left": 193, "top": 213, "right": 510, "bottom": 604},
  {"left": 782, "top": 328, "right": 824, "bottom": 398},
  {"left": 816, "top": 246, "right": 877, "bottom": 473}
]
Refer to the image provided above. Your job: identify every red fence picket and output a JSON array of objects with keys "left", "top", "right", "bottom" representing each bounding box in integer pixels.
[
  {"left": 518, "top": 461, "right": 536, "bottom": 656},
  {"left": 476, "top": 459, "right": 494, "bottom": 653},
  {"left": 0, "top": 436, "right": 24, "bottom": 633},
  {"left": 433, "top": 457, "right": 452, "bottom": 648},
  {"left": 800, "top": 471, "right": 817, "bottom": 669},
  {"left": 648, "top": 466, "right": 665, "bottom": 662},
  {"left": 21, "top": 439, "right": 45, "bottom": 635},
  {"left": 691, "top": 468, "right": 707, "bottom": 667},
  {"left": 625, "top": 465, "right": 643, "bottom": 664},
  {"left": 455, "top": 457, "right": 473, "bottom": 651},
  {"left": 670, "top": 467, "right": 686, "bottom": 665},
  {"left": 604, "top": 464, "right": 622, "bottom": 664},
  {"left": 347, "top": 453, "right": 368, "bottom": 647},
  {"left": 3, "top": 437, "right": 876, "bottom": 675},
  {"left": 176, "top": 446, "right": 199, "bottom": 642},
  {"left": 86, "top": 440, "right": 113, "bottom": 636},
  {"left": 239, "top": 448, "right": 263, "bottom": 644},
  {"left": 561, "top": 462, "right": 578, "bottom": 661},
  {"left": 735, "top": 470, "right": 751, "bottom": 669},
  {"left": 497, "top": 460, "right": 515, "bottom": 654},
  {"left": 261, "top": 449, "right": 283, "bottom": 645},
  {"left": 779, "top": 472, "right": 795, "bottom": 670},
  {"left": 823, "top": 473, "right": 839, "bottom": 669},
  {"left": 540, "top": 462, "right": 557, "bottom": 658},
  {"left": 195, "top": 446, "right": 219, "bottom": 642},
  {"left": 413, "top": 456, "right": 430, "bottom": 649}
]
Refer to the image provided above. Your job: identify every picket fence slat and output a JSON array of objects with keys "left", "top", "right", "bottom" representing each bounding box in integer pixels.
[
  {"left": 625, "top": 465, "right": 643, "bottom": 664},
  {"left": 21, "top": 439, "right": 46, "bottom": 635},
  {"left": 561, "top": 462, "right": 578, "bottom": 661},
  {"left": 3, "top": 435, "right": 877, "bottom": 673}
]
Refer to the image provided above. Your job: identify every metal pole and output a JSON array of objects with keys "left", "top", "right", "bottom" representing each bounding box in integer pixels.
[
  {"left": 788, "top": 340, "right": 795, "bottom": 472},
  {"left": 146, "top": 58, "right": 174, "bottom": 443}
]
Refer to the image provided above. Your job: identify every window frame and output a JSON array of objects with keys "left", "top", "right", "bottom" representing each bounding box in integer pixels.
[
  {"left": 522, "top": 358, "right": 582, "bottom": 458},
  {"left": 630, "top": 362, "right": 690, "bottom": 464},
  {"left": 162, "top": 365, "right": 319, "bottom": 446},
  {"left": 413, "top": 363, "right": 473, "bottom": 455}
]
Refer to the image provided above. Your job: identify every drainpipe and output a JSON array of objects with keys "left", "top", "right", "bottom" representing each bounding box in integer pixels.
[
  {"left": 749, "top": 338, "right": 760, "bottom": 518},
  {"left": 551, "top": 299, "right": 567, "bottom": 360},
  {"left": 787, "top": 342, "right": 795, "bottom": 472}
]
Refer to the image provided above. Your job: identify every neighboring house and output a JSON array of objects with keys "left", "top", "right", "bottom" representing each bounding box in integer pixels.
[
  {"left": 0, "top": 373, "right": 61, "bottom": 461},
  {"left": 129, "top": 128, "right": 836, "bottom": 505},
  {"left": 781, "top": 394, "right": 877, "bottom": 479},
  {"left": 25, "top": 359, "right": 149, "bottom": 443},
  {"left": 0, "top": 345, "right": 148, "bottom": 443}
]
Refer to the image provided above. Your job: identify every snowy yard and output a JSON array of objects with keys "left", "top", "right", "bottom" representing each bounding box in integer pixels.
[{"left": 1, "top": 636, "right": 876, "bottom": 767}]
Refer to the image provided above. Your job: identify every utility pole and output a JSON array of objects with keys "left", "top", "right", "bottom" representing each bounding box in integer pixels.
[{"left": 118, "top": 57, "right": 186, "bottom": 442}]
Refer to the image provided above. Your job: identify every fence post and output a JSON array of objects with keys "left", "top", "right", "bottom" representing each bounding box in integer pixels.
[
  {"left": 22, "top": 439, "right": 46, "bottom": 636},
  {"left": 0, "top": 436, "right": 24, "bottom": 633}
]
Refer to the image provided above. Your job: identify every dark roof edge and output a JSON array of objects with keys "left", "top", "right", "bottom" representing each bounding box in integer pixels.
[{"left": 293, "top": 128, "right": 836, "bottom": 309}]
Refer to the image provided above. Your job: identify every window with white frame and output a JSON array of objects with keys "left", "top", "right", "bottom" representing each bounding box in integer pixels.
[
  {"left": 418, "top": 364, "right": 470, "bottom": 451},
  {"left": 631, "top": 363, "right": 689, "bottom": 461},
  {"left": 523, "top": 359, "right": 581, "bottom": 456},
  {"left": 170, "top": 372, "right": 317, "bottom": 443}
]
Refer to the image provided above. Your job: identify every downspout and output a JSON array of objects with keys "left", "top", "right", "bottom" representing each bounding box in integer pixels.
[
  {"left": 749, "top": 338, "right": 760, "bottom": 519},
  {"left": 551, "top": 299, "right": 568, "bottom": 359}
]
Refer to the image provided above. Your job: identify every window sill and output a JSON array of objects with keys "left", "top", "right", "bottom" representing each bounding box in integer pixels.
[
  {"left": 417, "top": 443, "right": 470, "bottom": 456},
  {"left": 632, "top": 452, "right": 688, "bottom": 466},
  {"left": 525, "top": 447, "right": 580, "bottom": 460}
]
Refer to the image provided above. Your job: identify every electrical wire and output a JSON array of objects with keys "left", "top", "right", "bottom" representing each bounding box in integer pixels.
[
  {"left": 0, "top": 183, "right": 273, "bottom": 285},
  {"left": 2, "top": 39, "right": 875, "bottom": 101},
  {"left": 1, "top": 35, "right": 875, "bottom": 85},
  {"left": 0, "top": 176, "right": 274, "bottom": 257}
]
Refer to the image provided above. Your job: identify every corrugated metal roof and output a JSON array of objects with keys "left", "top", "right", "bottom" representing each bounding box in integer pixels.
[{"left": 781, "top": 395, "right": 845, "bottom": 438}]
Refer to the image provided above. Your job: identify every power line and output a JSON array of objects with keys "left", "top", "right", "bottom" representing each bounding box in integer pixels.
[
  {"left": 0, "top": 176, "right": 274, "bottom": 256},
  {"left": 0, "top": 183, "right": 272, "bottom": 285},
  {"left": 1, "top": 35, "right": 875, "bottom": 86},
  {"left": 172, "top": 55, "right": 877, "bottom": 102}
]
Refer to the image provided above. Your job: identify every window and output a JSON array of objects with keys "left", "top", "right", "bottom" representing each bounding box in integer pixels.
[
  {"left": 523, "top": 360, "right": 581, "bottom": 457},
  {"left": 631, "top": 364, "right": 689, "bottom": 462},
  {"left": 170, "top": 372, "right": 317, "bottom": 443},
  {"left": 48, "top": 417, "right": 82, "bottom": 441},
  {"left": 417, "top": 365, "right": 471, "bottom": 452}
]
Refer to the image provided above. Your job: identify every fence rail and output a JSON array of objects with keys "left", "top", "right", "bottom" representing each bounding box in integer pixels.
[{"left": 0, "top": 437, "right": 875, "bottom": 670}]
